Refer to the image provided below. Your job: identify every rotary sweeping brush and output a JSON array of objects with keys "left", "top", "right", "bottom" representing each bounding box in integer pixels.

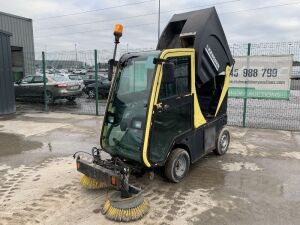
[
  {"left": 102, "top": 191, "right": 150, "bottom": 222},
  {"left": 80, "top": 175, "right": 108, "bottom": 189}
]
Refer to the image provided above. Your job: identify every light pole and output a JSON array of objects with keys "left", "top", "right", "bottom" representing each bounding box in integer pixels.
[
  {"left": 75, "top": 43, "right": 78, "bottom": 69},
  {"left": 158, "top": 0, "right": 161, "bottom": 42}
]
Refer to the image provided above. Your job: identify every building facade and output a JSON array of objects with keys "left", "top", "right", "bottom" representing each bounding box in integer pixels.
[
  {"left": 0, "top": 11, "right": 35, "bottom": 81},
  {"left": 0, "top": 30, "right": 15, "bottom": 115}
]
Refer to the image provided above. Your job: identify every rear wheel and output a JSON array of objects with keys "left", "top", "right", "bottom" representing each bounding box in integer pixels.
[
  {"left": 164, "top": 148, "right": 190, "bottom": 183},
  {"left": 214, "top": 127, "right": 230, "bottom": 155},
  {"left": 46, "top": 91, "right": 54, "bottom": 104}
]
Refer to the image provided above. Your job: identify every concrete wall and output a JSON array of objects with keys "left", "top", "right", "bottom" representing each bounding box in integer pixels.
[{"left": 0, "top": 11, "right": 35, "bottom": 76}]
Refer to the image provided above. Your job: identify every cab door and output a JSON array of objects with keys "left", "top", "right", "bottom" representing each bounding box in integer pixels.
[{"left": 148, "top": 55, "right": 193, "bottom": 164}]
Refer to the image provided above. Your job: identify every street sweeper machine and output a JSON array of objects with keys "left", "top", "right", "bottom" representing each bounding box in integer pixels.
[{"left": 73, "top": 7, "right": 234, "bottom": 222}]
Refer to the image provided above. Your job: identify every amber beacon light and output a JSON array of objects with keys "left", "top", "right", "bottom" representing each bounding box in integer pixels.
[{"left": 113, "top": 24, "right": 123, "bottom": 43}]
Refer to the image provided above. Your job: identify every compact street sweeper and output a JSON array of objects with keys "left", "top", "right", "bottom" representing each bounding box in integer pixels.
[{"left": 74, "top": 7, "right": 233, "bottom": 222}]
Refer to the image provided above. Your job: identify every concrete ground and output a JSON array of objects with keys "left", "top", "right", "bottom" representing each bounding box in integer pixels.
[{"left": 0, "top": 112, "right": 299, "bottom": 225}]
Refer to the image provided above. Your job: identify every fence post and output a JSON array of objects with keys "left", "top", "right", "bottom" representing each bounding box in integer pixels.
[
  {"left": 94, "top": 49, "right": 99, "bottom": 116},
  {"left": 42, "top": 51, "right": 48, "bottom": 112},
  {"left": 242, "top": 43, "right": 251, "bottom": 127}
]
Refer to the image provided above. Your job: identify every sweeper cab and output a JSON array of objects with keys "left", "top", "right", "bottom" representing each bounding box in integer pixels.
[{"left": 74, "top": 7, "right": 233, "bottom": 222}]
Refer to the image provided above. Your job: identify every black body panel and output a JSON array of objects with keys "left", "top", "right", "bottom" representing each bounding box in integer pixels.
[
  {"left": 172, "top": 114, "right": 227, "bottom": 164},
  {"left": 77, "top": 158, "right": 120, "bottom": 186},
  {"left": 152, "top": 114, "right": 227, "bottom": 167},
  {"left": 157, "top": 7, "right": 233, "bottom": 84}
]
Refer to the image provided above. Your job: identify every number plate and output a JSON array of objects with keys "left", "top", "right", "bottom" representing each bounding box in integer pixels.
[{"left": 70, "top": 86, "right": 78, "bottom": 90}]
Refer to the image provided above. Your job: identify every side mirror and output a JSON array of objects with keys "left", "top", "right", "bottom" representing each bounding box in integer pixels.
[
  {"left": 162, "top": 62, "right": 175, "bottom": 83},
  {"left": 16, "top": 80, "right": 22, "bottom": 85},
  {"left": 108, "top": 59, "right": 117, "bottom": 81}
]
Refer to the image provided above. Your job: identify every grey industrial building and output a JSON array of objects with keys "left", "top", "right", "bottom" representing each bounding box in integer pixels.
[
  {"left": 0, "top": 11, "right": 34, "bottom": 115},
  {"left": 0, "top": 11, "right": 35, "bottom": 81},
  {"left": 0, "top": 30, "right": 15, "bottom": 115}
]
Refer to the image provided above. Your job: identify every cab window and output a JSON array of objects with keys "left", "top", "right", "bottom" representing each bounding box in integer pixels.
[
  {"left": 33, "top": 76, "right": 46, "bottom": 83},
  {"left": 22, "top": 76, "right": 33, "bottom": 83},
  {"left": 159, "top": 56, "right": 191, "bottom": 99}
]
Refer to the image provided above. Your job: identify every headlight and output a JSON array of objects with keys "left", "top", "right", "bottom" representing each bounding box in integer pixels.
[
  {"left": 132, "top": 119, "right": 142, "bottom": 129},
  {"left": 107, "top": 115, "right": 114, "bottom": 123}
]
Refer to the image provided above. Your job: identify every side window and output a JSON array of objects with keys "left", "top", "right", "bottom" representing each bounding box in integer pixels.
[
  {"left": 22, "top": 76, "right": 33, "bottom": 83},
  {"left": 33, "top": 76, "right": 45, "bottom": 83},
  {"left": 159, "top": 56, "right": 191, "bottom": 99}
]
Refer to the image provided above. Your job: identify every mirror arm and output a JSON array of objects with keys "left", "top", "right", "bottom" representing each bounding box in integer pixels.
[{"left": 153, "top": 58, "right": 169, "bottom": 65}]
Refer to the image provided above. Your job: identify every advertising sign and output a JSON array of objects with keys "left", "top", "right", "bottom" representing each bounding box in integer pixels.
[{"left": 229, "top": 55, "right": 293, "bottom": 99}]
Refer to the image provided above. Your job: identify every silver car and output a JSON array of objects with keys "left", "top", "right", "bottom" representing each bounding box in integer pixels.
[
  {"left": 55, "top": 73, "right": 84, "bottom": 90},
  {"left": 15, "top": 75, "right": 82, "bottom": 103}
]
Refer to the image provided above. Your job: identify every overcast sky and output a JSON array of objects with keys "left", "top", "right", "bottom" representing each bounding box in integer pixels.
[{"left": 1, "top": 0, "right": 300, "bottom": 55}]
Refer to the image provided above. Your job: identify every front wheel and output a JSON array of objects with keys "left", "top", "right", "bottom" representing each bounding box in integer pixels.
[
  {"left": 88, "top": 89, "right": 96, "bottom": 99},
  {"left": 164, "top": 148, "right": 190, "bottom": 183},
  {"left": 67, "top": 96, "right": 76, "bottom": 102},
  {"left": 213, "top": 127, "right": 230, "bottom": 155}
]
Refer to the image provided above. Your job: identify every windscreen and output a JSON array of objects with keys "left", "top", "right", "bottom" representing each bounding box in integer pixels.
[
  {"left": 101, "top": 51, "right": 160, "bottom": 163},
  {"left": 69, "top": 75, "right": 82, "bottom": 80},
  {"left": 50, "top": 75, "right": 69, "bottom": 82}
]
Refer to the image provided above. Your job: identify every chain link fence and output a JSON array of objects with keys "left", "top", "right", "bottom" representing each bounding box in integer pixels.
[
  {"left": 14, "top": 42, "right": 300, "bottom": 131},
  {"left": 228, "top": 42, "right": 300, "bottom": 131},
  {"left": 16, "top": 50, "right": 111, "bottom": 115}
]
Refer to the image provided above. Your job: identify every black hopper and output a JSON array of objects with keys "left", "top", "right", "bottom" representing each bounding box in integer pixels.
[
  {"left": 157, "top": 7, "right": 233, "bottom": 84},
  {"left": 157, "top": 7, "right": 234, "bottom": 117}
]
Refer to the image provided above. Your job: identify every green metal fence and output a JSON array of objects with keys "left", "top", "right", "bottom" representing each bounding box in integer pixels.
[
  {"left": 15, "top": 50, "right": 111, "bottom": 115},
  {"left": 14, "top": 42, "right": 300, "bottom": 131},
  {"left": 228, "top": 42, "right": 300, "bottom": 131}
]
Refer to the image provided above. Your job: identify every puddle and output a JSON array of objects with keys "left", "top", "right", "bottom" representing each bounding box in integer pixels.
[{"left": 0, "top": 132, "right": 43, "bottom": 157}]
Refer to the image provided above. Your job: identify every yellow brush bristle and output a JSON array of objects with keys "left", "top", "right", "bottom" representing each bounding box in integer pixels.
[
  {"left": 79, "top": 175, "right": 108, "bottom": 189},
  {"left": 102, "top": 198, "right": 150, "bottom": 222},
  {"left": 102, "top": 200, "right": 111, "bottom": 214}
]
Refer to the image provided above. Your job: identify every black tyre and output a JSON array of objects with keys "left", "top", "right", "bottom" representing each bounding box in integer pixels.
[
  {"left": 46, "top": 91, "right": 54, "bottom": 104},
  {"left": 67, "top": 96, "right": 76, "bottom": 102},
  {"left": 164, "top": 148, "right": 190, "bottom": 183},
  {"left": 213, "top": 127, "right": 230, "bottom": 155},
  {"left": 88, "top": 89, "right": 96, "bottom": 98}
]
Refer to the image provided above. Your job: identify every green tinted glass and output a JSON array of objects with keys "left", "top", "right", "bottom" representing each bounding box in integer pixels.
[{"left": 101, "top": 51, "right": 160, "bottom": 163}]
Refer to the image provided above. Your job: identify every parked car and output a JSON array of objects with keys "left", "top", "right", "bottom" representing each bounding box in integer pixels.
[
  {"left": 291, "top": 75, "right": 300, "bottom": 80},
  {"left": 73, "top": 69, "right": 87, "bottom": 75},
  {"left": 81, "top": 73, "right": 107, "bottom": 86},
  {"left": 55, "top": 73, "right": 84, "bottom": 89},
  {"left": 14, "top": 75, "right": 82, "bottom": 103},
  {"left": 83, "top": 78, "right": 111, "bottom": 99}
]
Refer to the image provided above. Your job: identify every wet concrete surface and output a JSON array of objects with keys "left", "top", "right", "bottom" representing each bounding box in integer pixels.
[
  {"left": 0, "top": 133, "right": 42, "bottom": 157},
  {"left": 0, "top": 113, "right": 100, "bottom": 167},
  {"left": 0, "top": 113, "right": 299, "bottom": 225}
]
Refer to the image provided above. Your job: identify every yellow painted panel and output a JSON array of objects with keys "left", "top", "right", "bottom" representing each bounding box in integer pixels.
[
  {"left": 142, "top": 48, "right": 207, "bottom": 167},
  {"left": 214, "top": 65, "right": 230, "bottom": 116},
  {"left": 190, "top": 51, "right": 207, "bottom": 128},
  {"left": 142, "top": 63, "right": 161, "bottom": 167}
]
